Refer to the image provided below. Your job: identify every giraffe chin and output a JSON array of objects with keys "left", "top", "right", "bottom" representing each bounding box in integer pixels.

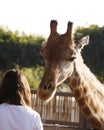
[{"left": 37, "top": 87, "right": 57, "bottom": 102}]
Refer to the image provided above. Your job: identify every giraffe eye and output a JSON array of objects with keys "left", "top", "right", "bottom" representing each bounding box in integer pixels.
[{"left": 68, "top": 57, "right": 76, "bottom": 62}]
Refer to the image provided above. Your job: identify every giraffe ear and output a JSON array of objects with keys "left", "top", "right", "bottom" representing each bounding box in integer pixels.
[
  {"left": 80, "top": 35, "right": 89, "bottom": 46},
  {"left": 74, "top": 35, "right": 89, "bottom": 50}
]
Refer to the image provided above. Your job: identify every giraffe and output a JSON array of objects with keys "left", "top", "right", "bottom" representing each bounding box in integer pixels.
[{"left": 37, "top": 20, "right": 104, "bottom": 130}]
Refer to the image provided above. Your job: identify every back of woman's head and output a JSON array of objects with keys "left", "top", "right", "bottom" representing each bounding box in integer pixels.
[{"left": 0, "top": 69, "right": 31, "bottom": 107}]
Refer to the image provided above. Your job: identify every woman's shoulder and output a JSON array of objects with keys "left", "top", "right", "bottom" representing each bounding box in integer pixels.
[
  {"left": 0, "top": 103, "right": 10, "bottom": 113},
  {"left": 25, "top": 106, "right": 40, "bottom": 117},
  {"left": 0, "top": 103, "right": 8, "bottom": 108},
  {"left": 0, "top": 103, "right": 39, "bottom": 116}
]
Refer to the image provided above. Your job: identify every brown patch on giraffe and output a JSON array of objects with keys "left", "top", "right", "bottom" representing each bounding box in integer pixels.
[
  {"left": 78, "top": 97, "right": 85, "bottom": 106},
  {"left": 77, "top": 78, "right": 81, "bottom": 86},
  {"left": 75, "top": 72, "right": 78, "bottom": 77},
  {"left": 93, "top": 107, "right": 98, "bottom": 114},
  {"left": 85, "top": 95, "right": 90, "bottom": 102},
  {"left": 89, "top": 98, "right": 94, "bottom": 107},
  {"left": 88, "top": 117, "right": 102, "bottom": 128},
  {"left": 71, "top": 78, "right": 78, "bottom": 87},
  {"left": 86, "top": 95, "right": 98, "bottom": 114},
  {"left": 74, "top": 89, "right": 81, "bottom": 98},
  {"left": 88, "top": 99, "right": 98, "bottom": 113},
  {"left": 79, "top": 87, "right": 83, "bottom": 93},
  {"left": 82, "top": 106, "right": 92, "bottom": 115},
  {"left": 85, "top": 95, "right": 88, "bottom": 101},
  {"left": 83, "top": 87, "right": 87, "bottom": 94}
]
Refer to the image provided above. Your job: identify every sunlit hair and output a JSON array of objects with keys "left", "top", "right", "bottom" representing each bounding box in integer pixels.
[{"left": 0, "top": 69, "right": 31, "bottom": 107}]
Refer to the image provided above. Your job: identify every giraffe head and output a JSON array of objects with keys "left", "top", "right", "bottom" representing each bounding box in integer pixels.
[{"left": 37, "top": 20, "right": 89, "bottom": 102}]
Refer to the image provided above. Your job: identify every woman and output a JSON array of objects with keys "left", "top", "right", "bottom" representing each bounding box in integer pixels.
[{"left": 0, "top": 69, "right": 43, "bottom": 130}]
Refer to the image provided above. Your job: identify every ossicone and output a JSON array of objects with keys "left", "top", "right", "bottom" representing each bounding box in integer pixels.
[{"left": 50, "top": 20, "right": 58, "bottom": 34}]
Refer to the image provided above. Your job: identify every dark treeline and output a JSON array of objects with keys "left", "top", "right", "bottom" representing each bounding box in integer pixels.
[
  {"left": 0, "top": 24, "right": 104, "bottom": 84},
  {"left": 74, "top": 25, "right": 104, "bottom": 82},
  {"left": 0, "top": 27, "right": 45, "bottom": 69}
]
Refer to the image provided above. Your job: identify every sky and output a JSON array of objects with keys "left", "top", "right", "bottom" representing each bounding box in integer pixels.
[{"left": 0, "top": 0, "right": 104, "bottom": 37}]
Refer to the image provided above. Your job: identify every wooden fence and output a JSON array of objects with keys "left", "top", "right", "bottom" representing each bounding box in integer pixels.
[{"left": 31, "top": 90, "right": 92, "bottom": 129}]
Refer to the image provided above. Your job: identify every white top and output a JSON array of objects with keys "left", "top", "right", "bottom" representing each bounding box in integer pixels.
[{"left": 0, "top": 103, "right": 43, "bottom": 130}]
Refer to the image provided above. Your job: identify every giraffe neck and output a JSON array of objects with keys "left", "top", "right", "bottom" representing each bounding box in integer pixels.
[{"left": 67, "top": 57, "right": 104, "bottom": 129}]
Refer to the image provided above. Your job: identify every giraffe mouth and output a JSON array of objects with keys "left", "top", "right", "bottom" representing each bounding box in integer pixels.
[{"left": 37, "top": 82, "right": 57, "bottom": 102}]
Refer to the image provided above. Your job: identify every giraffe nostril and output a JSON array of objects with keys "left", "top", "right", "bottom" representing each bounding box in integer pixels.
[{"left": 44, "top": 82, "right": 53, "bottom": 90}]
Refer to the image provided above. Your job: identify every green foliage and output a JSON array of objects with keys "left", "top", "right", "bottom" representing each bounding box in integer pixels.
[
  {"left": 20, "top": 66, "right": 44, "bottom": 89},
  {"left": 74, "top": 25, "right": 100, "bottom": 39},
  {"left": 0, "top": 27, "right": 45, "bottom": 69}
]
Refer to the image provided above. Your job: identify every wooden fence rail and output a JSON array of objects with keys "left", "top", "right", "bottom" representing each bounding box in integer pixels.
[{"left": 31, "top": 90, "right": 91, "bottom": 129}]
